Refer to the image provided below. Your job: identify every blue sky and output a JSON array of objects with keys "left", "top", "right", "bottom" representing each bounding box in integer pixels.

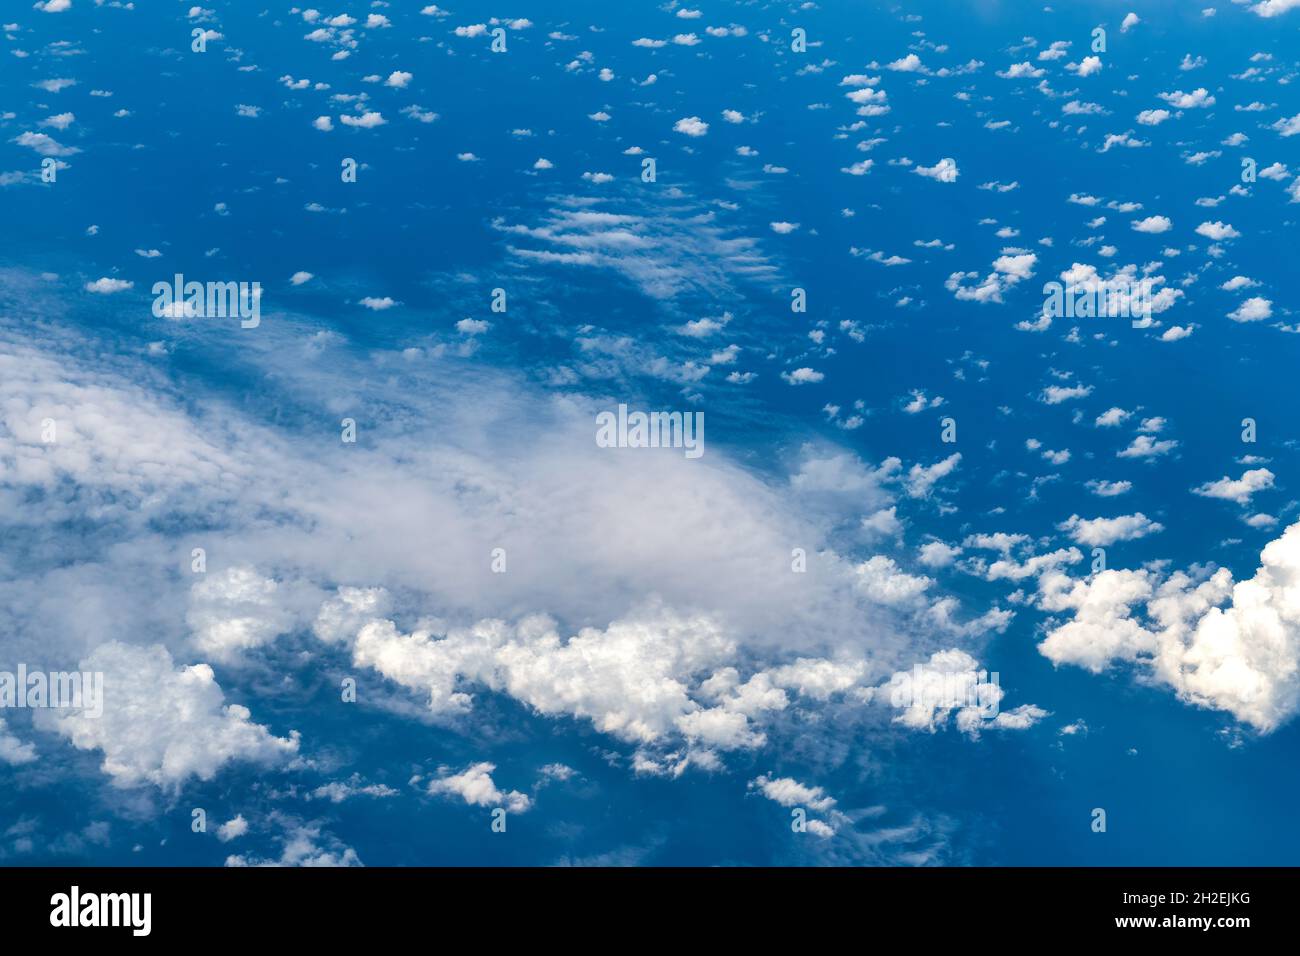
[{"left": 1, "top": 0, "right": 1299, "bottom": 866}]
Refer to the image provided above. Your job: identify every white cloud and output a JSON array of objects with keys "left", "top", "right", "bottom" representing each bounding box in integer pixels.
[
  {"left": 868, "top": 649, "right": 1046, "bottom": 737},
  {"left": 1070, "top": 56, "right": 1103, "bottom": 77},
  {"left": 906, "top": 454, "right": 961, "bottom": 498},
  {"left": 1087, "top": 479, "right": 1132, "bottom": 497},
  {"left": 0, "top": 719, "right": 37, "bottom": 765},
  {"left": 886, "top": 53, "right": 926, "bottom": 73},
  {"left": 673, "top": 116, "right": 709, "bottom": 137},
  {"left": 217, "top": 815, "right": 249, "bottom": 842},
  {"left": 918, "top": 541, "right": 962, "bottom": 568},
  {"left": 998, "top": 62, "right": 1045, "bottom": 79},
  {"left": 1058, "top": 513, "right": 1164, "bottom": 546},
  {"left": 226, "top": 823, "right": 361, "bottom": 867},
  {"left": 1271, "top": 113, "right": 1300, "bottom": 136},
  {"left": 854, "top": 556, "right": 933, "bottom": 606},
  {"left": 1228, "top": 297, "right": 1272, "bottom": 323},
  {"left": 1251, "top": 0, "right": 1300, "bottom": 16},
  {"left": 1196, "top": 220, "right": 1240, "bottom": 240},
  {"left": 339, "top": 111, "right": 386, "bottom": 129},
  {"left": 1040, "top": 383, "right": 1093, "bottom": 404},
  {"left": 1193, "top": 469, "right": 1275, "bottom": 505},
  {"left": 347, "top": 607, "right": 745, "bottom": 747},
  {"left": 749, "top": 774, "right": 835, "bottom": 811},
  {"left": 1037, "top": 519, "right": 1300, "bottom": 731},
  {"left": 425, "top": 762, "right": 531, "bottom": 813},
  {"left": 1160, "top": 88, "right": 1215, "bottom": 109},
  {"left": 40, "top": 642, "right": 299, "bottom": 791},
  {"left": 781, "top": 366, "right": 821, "bottom": 383},
  {"left": 0, "top": 294, "right": 1025, "bottom": 795},
  {"left": 1132, "top": 215, "right": 1172, "bottom": 233},
  {"left": 1118, "top": 435, "right": 1178, "bottom": 458},
  {"left": 1136, "top": 109, "right": 1172, "bottom": 126},
  {"left": 946, "top": 253, "right": 1036, "bottom": 304},
  {"left": 187, "top": 566, "right": 296, "bottom": 662},
  {"left": 13, "top": 131, "right": 79, "bottom": 157},
  {"left": 913, "top": 158, "right": 959, "bottom": 182},
  {"left": 84, "top": 278, "right": 132, "bottom": 294}
]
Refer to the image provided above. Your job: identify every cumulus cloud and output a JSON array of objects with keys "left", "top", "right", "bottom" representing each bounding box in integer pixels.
[
  {"left": 865, "top": 649, "right": 1047, "bottom": 737},
  {"left": 1251, "top": 0, "right": 1300, "bottom": 17},
  {"left": 1271, "top": 113, "right": 1300, "bottom": 136},
  {"left": 0, "top": 277, "right": 1026, "bottom": 801},
  {"left": 1160, "top": 88, "right": 1215, "bottom": 109},
  {"left": 946, "top": 253, "right": 1036, "bottom": 304},
  {"left": 913, "top": 158, "right": 959, "bottom": 182},
  {"left": 1069, "top": 56, "right": 1103, "bottom": 77},
  {"left": 906, "top": 454, "right": 961, "bottom": 498},
  {"left": 673, "top": 116, "right": 709, "bottom": 137},
  {"left": 1037, "top": 519, "right": 1300, "bottom": 732},
  {"left": 226, "top": 822, "right": 361, "bottom": 867},
  {"left": 84, "top": 277, "right": 132, "bottom": 294},
  {"left": 1118, "top": 434, "right": 1179, "bottom": 459},
  {"left": 1132, "top": 215, "right": 1172, "bottom": 233},
  {"left": 39, "top": 642, "right": 299, "bottom": 790},
  {"left": 998, "top": 62, "right": 1044, "bottom": 79},
  {"left": 749, "top": 774, "right": 835, "bottom": 811},
  {"left": 1192, "top": 469, "right": 1275, "bottom": 505},
  {"left": 0, "top": 719, "right": 37, "bottom": 765},
  {"left": 424, "top": 762, "right": 532, "bottom": 813},
  {"left": 339, "top": 111, "right": 386, "bottom": 129},
  {"left": 217, "top": 815, "right": 249, "bottom": 842},
  {"left": 1057, "top": 513, "right": 1164, "bottom": 546},
  {"left": 345, "top": 606, "right": 778, "bottom": 753},
  {"left": 1196, "top": 220, "right": 1240, "bottom": 240},
  {"left": 187, "top": 566, "right": 297, "bottom": 662},
  {"left": 1228, "top": 297, "right": 1272, "bottom": 323},
  {"left": 1040, "top": 383, "right": 1093, "bottom": 404}
]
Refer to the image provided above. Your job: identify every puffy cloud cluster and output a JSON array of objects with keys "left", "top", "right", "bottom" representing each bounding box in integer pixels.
[
  {"left": 1036, "top": 520, "right": 1300, "bottom": 731},
  {"left": 40, "top": 642, "right": 300, "bottom": 790},
  {"left": 861, "top": 649, "right": 1048, "bottom": 737},
  {"left": 0, "top": 272, "right": 1032, "bottom": 802},
  {"left": 226, "top": 821, "right": 361, "bottom": 867},
  {"left": 315, "top": 580, "right": 1022, "bottom": 762},
  {"left": 946, "top": 253, "right": 1037, "bottom": 304}
]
